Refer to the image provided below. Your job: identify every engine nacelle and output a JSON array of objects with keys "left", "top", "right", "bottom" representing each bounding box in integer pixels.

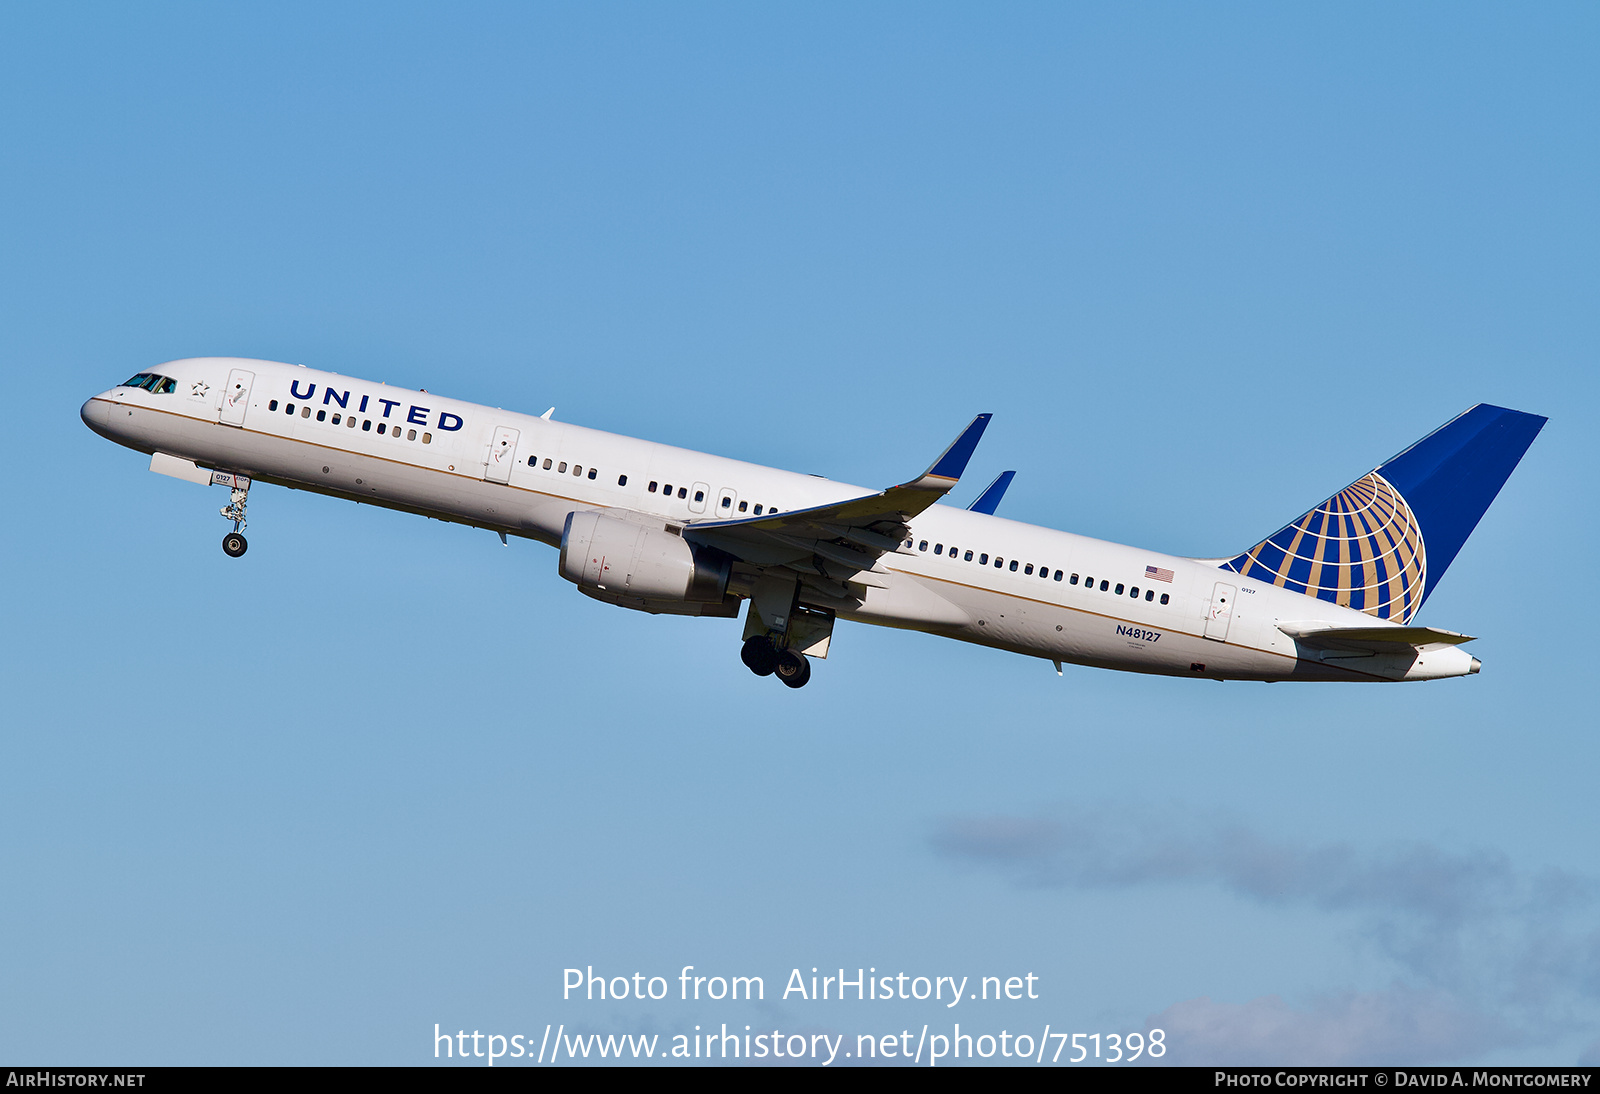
[{"left": 559, "top": 510, "right": 730, "bottom": 604}]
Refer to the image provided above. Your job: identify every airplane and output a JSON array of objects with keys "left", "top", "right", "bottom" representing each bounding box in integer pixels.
[{"left": 81, "top": 358, "right": 1545, "bottom": 688}]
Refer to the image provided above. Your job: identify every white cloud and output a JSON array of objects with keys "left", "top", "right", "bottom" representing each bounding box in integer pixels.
[{"left": 931, "top": 807, "right": 1600, "bottom": 1064}]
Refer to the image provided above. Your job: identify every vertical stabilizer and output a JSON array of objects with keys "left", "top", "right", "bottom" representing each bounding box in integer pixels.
[{"left": 1220, "top": 404, "right": 1545, "bottom": 622}]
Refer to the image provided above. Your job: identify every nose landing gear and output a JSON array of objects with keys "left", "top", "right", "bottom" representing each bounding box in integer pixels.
[{"left": 219, "top": 476, "right": 251, "bottom": 558}]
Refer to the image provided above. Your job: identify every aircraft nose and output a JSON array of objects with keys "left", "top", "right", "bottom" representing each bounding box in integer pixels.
[{"left": 80, "top": 393, "right": 113, "bottom": 435}]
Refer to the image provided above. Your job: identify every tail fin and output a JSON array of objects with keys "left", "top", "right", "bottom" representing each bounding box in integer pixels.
[{"left": 1221, "top": 404, "right": 1546, "bottom": 622}]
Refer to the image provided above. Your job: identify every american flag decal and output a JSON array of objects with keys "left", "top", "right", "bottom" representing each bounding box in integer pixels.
[{"left": 1145, "top": 565, "right": 1174, "bottom": 583}]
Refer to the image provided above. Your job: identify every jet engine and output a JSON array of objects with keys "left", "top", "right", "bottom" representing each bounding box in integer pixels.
[{"left": 559, "top": 510, "right": 735, "bottom": 616}]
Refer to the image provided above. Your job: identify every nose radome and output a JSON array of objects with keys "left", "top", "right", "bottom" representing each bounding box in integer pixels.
[{"left": 81, "top": 395, "right": 110, "bottom": 431}]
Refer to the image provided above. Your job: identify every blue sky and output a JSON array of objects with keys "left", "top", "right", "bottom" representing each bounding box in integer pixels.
[{"left": 2, "top": 2, "right": 1597, "bottom": 1066}]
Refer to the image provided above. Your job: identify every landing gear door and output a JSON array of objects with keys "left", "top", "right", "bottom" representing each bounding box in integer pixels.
[
  {"left": 484, "top": 426, "right": 520, "bottom": 484},
  {"left": 1204, "top": 582, "right": 1236, "bottom": 642},
  {"left": 219, "top": 368, "right": 255, "bottom": 427}
]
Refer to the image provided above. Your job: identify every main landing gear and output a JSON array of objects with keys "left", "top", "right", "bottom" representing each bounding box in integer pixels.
[
  {"left": 741, "top": 635, "right": 811, "bottom": 689},
  {"left": 220, "top": 477, "right": 250, "bottom": 558}
]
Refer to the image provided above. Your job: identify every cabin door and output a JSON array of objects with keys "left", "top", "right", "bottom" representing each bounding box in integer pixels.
[
  {"left": 219, "top": 368, "right": 255, "bottom": 427},
  {"left": 484, "top": 426, "right": 520, "bottom": 484},
  {"left": 1204, "top": 582, "right": 1236, "bottom": 642}
]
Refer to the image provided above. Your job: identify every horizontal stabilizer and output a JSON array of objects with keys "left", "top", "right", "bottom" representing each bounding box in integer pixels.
[
  {"left": 967, "top": 470, "right": 1016, "bottom": 515},
  {"left": 1278, "top": 621, "right": 1475, "bottom": 649}
]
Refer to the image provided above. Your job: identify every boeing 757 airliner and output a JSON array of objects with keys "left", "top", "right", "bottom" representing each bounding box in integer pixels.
[{"left": 82, "top": 359, "right": 1544, "bottom": 688}]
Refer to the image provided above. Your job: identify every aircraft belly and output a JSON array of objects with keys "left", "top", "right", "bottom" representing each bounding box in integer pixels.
[
  {"left": 135, "top": 411, "right": 575, "bottom": 541},
  {"left": 904, "top": 578, "right": 1312, "bottom": 680}
]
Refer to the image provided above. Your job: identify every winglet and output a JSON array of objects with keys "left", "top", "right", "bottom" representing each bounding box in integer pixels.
[
  {"left": 905, "top": 414, "right": 991, "bottom": 491},
  {"left": 968, "top": 470, "right": 1016, "bottom": 515}
]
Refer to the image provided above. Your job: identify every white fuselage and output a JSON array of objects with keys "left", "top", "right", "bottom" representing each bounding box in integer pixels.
[{"left": 81, "top": 358, "right": 1480, "bottom": 683}]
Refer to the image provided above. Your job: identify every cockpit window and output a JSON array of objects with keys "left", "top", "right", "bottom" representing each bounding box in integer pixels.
[{"left": 119, "top": 373, "right": 176, "bottom": 394}]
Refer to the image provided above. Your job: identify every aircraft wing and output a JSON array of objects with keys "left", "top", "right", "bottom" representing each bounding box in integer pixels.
[
  {"left": 683, "top": 414, "right": 991, "bottom": 604},
  {"left": 1277, "top": 621, "right": 1476, "bottom": 651}
]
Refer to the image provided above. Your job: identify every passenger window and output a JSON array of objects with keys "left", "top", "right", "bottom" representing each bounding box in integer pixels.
[
  {"left": 407, "top": 429, "right": 416, "bottom": 440},
  {"left": 678, "top": 488, "right": 687, "bottom": 499},
  {"left": 1145, "top": 589, "right": 1154, "bottom": 601},
  {"left": 544, "top": 459, "right": 553, "bottom": 470},
  {"left": 694, "top": 490, "right": 704, "bottom": 502},
  {"left": 423, "top": 432, "right": 431, "bottom": 444},
  {"left": 1070, "top": 574, "right": 1079, "bottom": 585},
  {"left": 1040, "top": 568, "right": 1049, "bottom": 579},
  {"left": 754, "top": 504, "right": 763, "bottom": 515},
  {"left": 286, "top": 403, "right": 295, "bottom": 414},
  {"left": 649, "top": 481, "right": 658, "bottom": 493},
  {"left": 317, "top": 410, "right": 326, "bottom": 422},
  {"left": 301, "top": 406, "right": 310, "bottom": 418},
  {"left": 618, "top": 475, "right": 628, "bottom": 487},
  {"left": 935, "top": 544, "right": 943, "bottom": 555},
  {"left": 331, "top": 413, "right": 341, "bottom": 425},
  {"left": 269, "top": 400, "right": 279, "bottom": 411},
  {"left": 588, "top": 468, "right": 597, "bottom": 480},
  {"left": 919, "top": 541, "right": 928, "bottom": 552},
  {"left": 1024, "top": 563, "right": 1033, "bottom": 575},
  {"left": 995, "top": 557, "right": 1004, "bottom": 568},
  {"left": 663, "top": 483, "right": 672, "bottom": 495},
  {"left": 1100, "top": 580, "right": 1109, "bottom": 591},
  {"left": 1115, "top": 583, "right": 1124, "bottom": 595},
  {"left": 528, "top": 456, "right": 537, "bottom": 466},
  {"left": 738, "top": 501, "right": 747, "bottom": 512},
  {"left": 377, "top": 423, "right": 386, "bottom": 434},
  {"left": 1160, "top": 593, "right": 1170, "bottom": 605},
  {"left": 980, "top": 553, "right": 988, "bottom": 565},
  {"left": 362, "top": 420, "right": 371, "bottom": 431},
  {"left": 346, "top": 417, "right": 356, "bottom": 428},
  {"left": 964, "top": 550, "right": 973, "bottom": 561},
  {"left": 573, "top": 465, "right": 582, "bottom": 476},
  {"left": 1130, "top": 586, "right": 1138, "bottom": 597},
  {"left": 558, "top": 462, "right": 567, "bottom": 473},
  {"left": 721, "top": 497, "right": 732, "bottom": 508},
  {"left": 1054, "top": 570, "right": 1063, "bottom": 581},
  {"left": 1009, "top": 560, "right": 1019, "bottom": 572}
]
